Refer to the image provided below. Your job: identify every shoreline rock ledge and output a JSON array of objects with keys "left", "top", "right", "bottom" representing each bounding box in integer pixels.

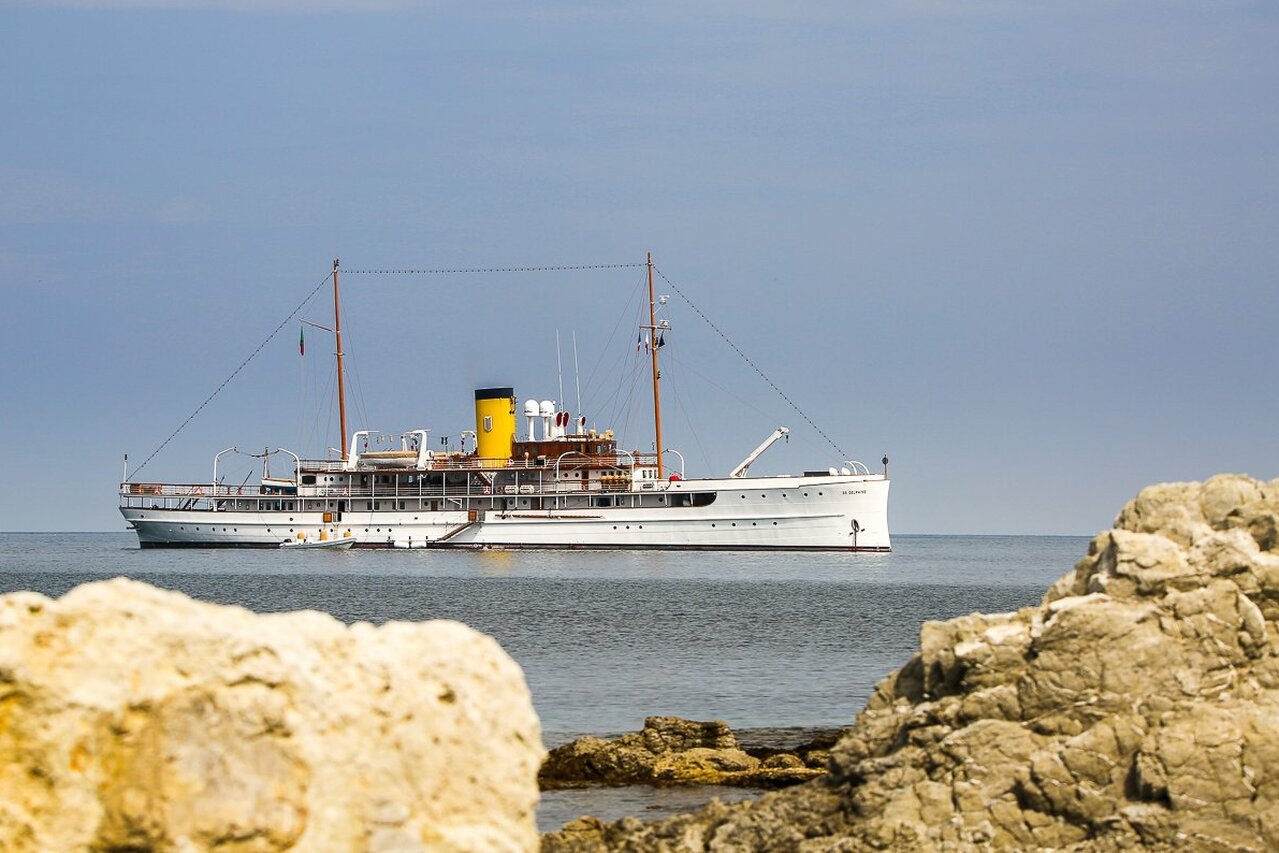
[
  {"left": 540, "top": 717, "right": 833, "bottom": 790},
  {"left": 544, "top": 474, "right": 1279, "bottom": 851},
  {"left": 0, "top": 578, "right": 544, "bottom": 852}
]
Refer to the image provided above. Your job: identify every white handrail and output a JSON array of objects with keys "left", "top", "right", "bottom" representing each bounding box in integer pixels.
[
  {"left": 551, "top": 451, "right": 593, "bottom": 509},
  {"left": 663, "top": 448, "right": 685, "bottom": 479}
]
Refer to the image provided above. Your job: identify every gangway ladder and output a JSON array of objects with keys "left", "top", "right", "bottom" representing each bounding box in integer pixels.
[{"left": 433, "top": 510, "right": 481, "bottom": 544}]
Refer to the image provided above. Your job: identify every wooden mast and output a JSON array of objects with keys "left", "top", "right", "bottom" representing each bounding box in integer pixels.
[
  {"left": 647, "top": 251, "right": 664, "bottom": 478},
  {"left": 332, "top": 258, "right": 349, "bottom": 462}
]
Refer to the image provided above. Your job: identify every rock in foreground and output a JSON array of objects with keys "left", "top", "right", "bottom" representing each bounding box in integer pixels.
[
  {"left": 544, "top": 475, "right": 1279, "bottom": 851},
  {"left": 540, "top": 717, "right": 830, "bottom": 790},
  {"left": 0, "top": 578, "right": 544, "bottom": 852}
]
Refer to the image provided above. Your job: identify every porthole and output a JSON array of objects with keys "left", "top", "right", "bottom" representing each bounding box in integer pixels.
[
  {"left": 761, "top": 494, "right": 766, "bottom": 498},
  {"left": 289, "top": 529, "right": 294, "bottom": 533},
  {"left": 818, "top": 492, "right": 823, "bottom": 496},
  {"left": 740, "top": 495, "right": 746, "bottom": 499},
  {"left": 731, "top": 522, "right": 737, "bottom": 527},
  {"left": 711, "top": 523, "right": 716, "bottom": 528},
  {"left": 289, "top": 517, "right": 294, "bottom": 522},
  {"left": 773, "top": 521, "right": 778, "bottom": 526},
  {"left": 752, "top": 522, "right": 757, "bottom": 526},
  {"left": 803, "top": 492, "right": 809, "bottom": 497}
]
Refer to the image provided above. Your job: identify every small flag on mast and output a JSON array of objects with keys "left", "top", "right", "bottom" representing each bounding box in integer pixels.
[
  {"left": 299, "top": 326, "right": 305, "bottom": 356},
  {"left": 636, "top": 331, "right": 643, "bottom": 354}
]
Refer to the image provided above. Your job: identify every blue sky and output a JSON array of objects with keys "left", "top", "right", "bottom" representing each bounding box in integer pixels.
[{"left": 2, "top": 1, "right": 1276, "bottom": 534}]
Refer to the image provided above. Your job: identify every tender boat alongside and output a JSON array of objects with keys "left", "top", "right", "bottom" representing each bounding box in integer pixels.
[{"left": 280, "top": 532, "right": 355, "bottom": 551}]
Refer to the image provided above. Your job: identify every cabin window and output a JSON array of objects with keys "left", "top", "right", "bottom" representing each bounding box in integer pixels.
[
  {"left": 594, "top": 496, "right": 613, "bottom": 508},
  {"left": 301, "top": 475, "right": 316, "bottom": 485}
]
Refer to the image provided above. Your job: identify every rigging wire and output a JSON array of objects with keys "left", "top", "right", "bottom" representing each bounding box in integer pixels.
[
  {"left": 665, "top": 361, "right": 713, "bottom": 475},
  {"left": 129, "top": 271, "right": 334, "bottom": 480},
  {"left": 582, "top": 274, "right": 647, "bottom": 427},
  {"left": 653, "top": 265, "right": 848, "bottom": 460},
  {"left": 341, "top": 320, "right": 372, "bottom": 442},
  {"left": 343, "top": 263, "right": 644, "bottom": 275}
]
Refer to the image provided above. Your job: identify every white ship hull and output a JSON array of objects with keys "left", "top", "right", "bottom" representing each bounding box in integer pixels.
[{"left": 121, "top": 474, "right": 889, "bottom": 552}]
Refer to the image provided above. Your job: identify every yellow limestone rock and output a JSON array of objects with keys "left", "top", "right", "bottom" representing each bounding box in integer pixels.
[
  {"left": 543, "top": 476, "right": 1279, "bottom": 851},
  {"left": 0, "top": 578, "right": 543, "bottom": 852}
]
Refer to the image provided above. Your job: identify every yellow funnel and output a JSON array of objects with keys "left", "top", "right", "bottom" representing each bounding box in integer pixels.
[{"left": 475, "top": 387, "right": 516, "bottom": 467}]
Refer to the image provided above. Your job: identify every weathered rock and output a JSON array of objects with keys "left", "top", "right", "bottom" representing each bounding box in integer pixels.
[
  {"left": 0, "top": 577, "right": 544, "bottom": 852},
  {"left": 543, "top": 476, "right": 1279, "bottom": 851},
  {"left": 539, "top": 717, "right": 828, "bottom": 790}
]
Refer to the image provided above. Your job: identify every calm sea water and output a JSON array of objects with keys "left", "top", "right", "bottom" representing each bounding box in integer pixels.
[{"left": 0, "top": 532, "right": 1088, "bottom": 829}]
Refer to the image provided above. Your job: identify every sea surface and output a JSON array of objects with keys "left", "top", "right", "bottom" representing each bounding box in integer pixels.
[{"left": 0, "top": 532, "right": 1088, "bottom": 830}]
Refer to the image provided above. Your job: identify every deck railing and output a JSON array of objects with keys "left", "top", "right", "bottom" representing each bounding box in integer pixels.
[{"left": 296, "top": 452, "right": 661, "bottom": 473}]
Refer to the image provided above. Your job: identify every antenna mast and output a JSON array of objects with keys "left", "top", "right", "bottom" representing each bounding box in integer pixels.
[
  {"left": 647, "top": 251, "right": 664, "bottom": 478},
  {"left": 572, "top": 330, "right": 582, "bottom": 430},
  {"left": 332, "top": 259, "right": 349, "bottom": 461}
]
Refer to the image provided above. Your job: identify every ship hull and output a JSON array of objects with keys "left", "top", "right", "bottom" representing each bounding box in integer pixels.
[{"left": 122, "top": 474, "right": 890, "bottom": 552}]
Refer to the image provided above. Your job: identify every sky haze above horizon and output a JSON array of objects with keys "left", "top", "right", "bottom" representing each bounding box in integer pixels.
[{"left": 2, "top": 1, "right": 1277, "bottom": 535}]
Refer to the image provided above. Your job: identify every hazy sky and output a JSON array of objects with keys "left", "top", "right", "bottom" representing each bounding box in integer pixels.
[{"left": 2, "top": 1, "right": 1276, "bottom": 534}]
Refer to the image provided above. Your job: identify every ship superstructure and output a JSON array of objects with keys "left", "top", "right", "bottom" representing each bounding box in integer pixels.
[{"left": 119, "top": 256, "right": 890, "bottom": 551}]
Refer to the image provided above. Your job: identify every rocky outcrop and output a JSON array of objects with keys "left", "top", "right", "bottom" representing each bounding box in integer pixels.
[
  {"left": 543, "top": 475, "right": 1279, "bottom": 851},
  {"left": 540, "top": 717, "right": 832, "bottom": 789},
  {"left": 0, "top": 577, "right": 544, "bottom": 852}
]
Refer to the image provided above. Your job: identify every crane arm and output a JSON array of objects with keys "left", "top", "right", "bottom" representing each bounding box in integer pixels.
[{"left": 729, "top": 427, "right": 790, "bottom": 478}]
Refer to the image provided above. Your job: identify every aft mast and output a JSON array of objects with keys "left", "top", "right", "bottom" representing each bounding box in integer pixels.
[
  {"left": 647, "top": 251, "right": 664, "bottom": 478},
  {"left": 332, "top": 258, "right": 349, "bottom": 462}
]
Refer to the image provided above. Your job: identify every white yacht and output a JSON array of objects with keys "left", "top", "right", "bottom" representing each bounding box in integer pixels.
[{"left": 119, "top": 257, "right": 890, "bottom": 551}]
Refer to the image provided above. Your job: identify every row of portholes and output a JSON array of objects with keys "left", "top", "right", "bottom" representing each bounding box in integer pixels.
[
  {"left": 711, "top": 522, "right": 780, "bottom": 527},
  {"left": 180, "top": 525, "right": 402, "bottom": 534},
  {"left": 740, "top": 492, "right": 822, "bottom": 499},
  {"left": 612, "top": 525, "right": 644, "bottom": 530}
]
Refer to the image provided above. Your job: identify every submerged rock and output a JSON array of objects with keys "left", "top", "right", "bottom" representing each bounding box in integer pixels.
[
  {"left": 0, "top": 577, "right": 544, "bottom": 852},
  {"left": 540, "top": 717, "right": 831, "bottom": 790},
  {"left": 543, "top": 474, "right": 1279, "bottom": 851}
]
